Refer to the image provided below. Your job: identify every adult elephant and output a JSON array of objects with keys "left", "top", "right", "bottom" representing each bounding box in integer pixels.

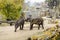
[{"left": 30, "top": 18, "right": 44, "bottom": 30}]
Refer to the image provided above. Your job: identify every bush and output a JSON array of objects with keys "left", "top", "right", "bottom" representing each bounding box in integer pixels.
[{"left": 0, "top": 0, "right": 23, "bottom": 20}]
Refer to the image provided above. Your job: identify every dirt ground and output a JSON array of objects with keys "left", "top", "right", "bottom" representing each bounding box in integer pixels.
[{"left": 0, "top": 21, "right": 56, "bottom": 40}]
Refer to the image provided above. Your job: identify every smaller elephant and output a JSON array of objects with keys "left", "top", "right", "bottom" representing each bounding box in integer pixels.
[{"left": 14, "top": 17, "right": 25, "bottom": 32}]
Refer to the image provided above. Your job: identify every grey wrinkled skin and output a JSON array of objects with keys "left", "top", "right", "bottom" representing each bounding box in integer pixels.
[
  {"left": 30, "top": 18, "right": 44, "bottom": 30},
  {"left": 14, "top": 17, "right": 25, "bottom": 32}
]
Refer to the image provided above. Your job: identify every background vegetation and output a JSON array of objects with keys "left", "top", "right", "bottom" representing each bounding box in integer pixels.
[
  {"left": 46, "top": 0, "right": 60, "bottom": 9},
  {"left": 46, "top": 0, "right": 60, "bottom": 18},
  {"left": 0, "top": 0, "right": 24, "bottom": 20}
]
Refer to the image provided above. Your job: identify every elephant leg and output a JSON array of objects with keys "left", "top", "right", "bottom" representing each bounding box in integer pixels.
[
  {"left": 14, "top": 25, "right": 19, "bottom": 32},
  {"left": 21, "top": 24, "right": 24, "bottom": 30},
  {"left": 42, "top": 24, "right": 44, "bottom": 29},
  {"left": 19, "top": 25, "right": 21, "bottom": 30},
  {"left": 38, "top": 24, "right": 40, "bottom": 30},
  {"left": 30, "top": 24, "right": 33, "bottom": 30}
]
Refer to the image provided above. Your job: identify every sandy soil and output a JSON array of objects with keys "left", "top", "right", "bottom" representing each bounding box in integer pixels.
[{"left": 0, "top": 21, "right": 56, "bottom": 40}]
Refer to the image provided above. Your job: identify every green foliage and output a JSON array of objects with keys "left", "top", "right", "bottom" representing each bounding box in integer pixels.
[
  {"left": 55, "top": 34, "right": 60, "bottom": 40},
  {"left": 0, "top": 0, "right": 23, "bottom": 20}
]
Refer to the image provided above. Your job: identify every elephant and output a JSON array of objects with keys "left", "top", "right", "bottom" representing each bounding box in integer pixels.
[
  {"left": 14, "top": 17, "right": 25, "bottom": 32},
  {"left": 30, "top": 18, "right": 44, "bottom": 30}
]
